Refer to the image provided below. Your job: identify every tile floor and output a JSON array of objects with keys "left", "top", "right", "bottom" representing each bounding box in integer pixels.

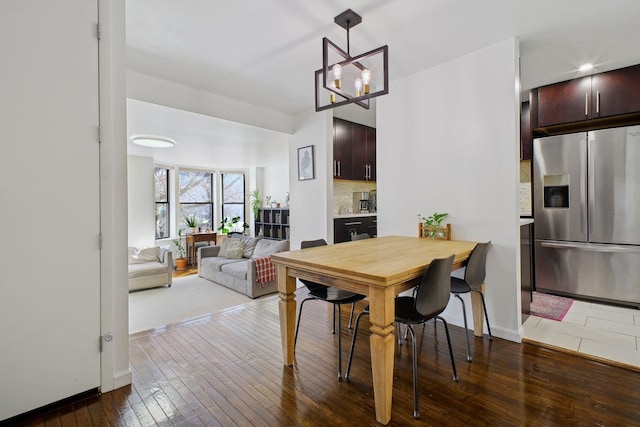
[{"left": 523, "top": 298, "right": 640, "bottom": 369}]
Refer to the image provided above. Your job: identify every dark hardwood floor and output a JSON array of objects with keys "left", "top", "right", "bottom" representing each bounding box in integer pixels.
[{"left": 5, "top": 292, "right": 640, "bottom": 426}]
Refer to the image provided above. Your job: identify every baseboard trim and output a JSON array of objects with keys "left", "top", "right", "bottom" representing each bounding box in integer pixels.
[
  {"left": 522, "top": 337, "right": 640, "bottom": 373},
  {"left": 113, "top": 369, "right": 132, "bottom": 389}
]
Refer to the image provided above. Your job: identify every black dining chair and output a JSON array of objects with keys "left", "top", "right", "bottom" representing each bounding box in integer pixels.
[
  {"left": 351, "top": 233, "right": 370, "bottom": 241},
  {"left": 294, "top": 239, "right": 366, "bottom": 380},
  {"left": 345, "top": 255, "right": 458, "bottom": 419},
  {"left": 450, "top": 241, "right": 492, "bottom": 362}
]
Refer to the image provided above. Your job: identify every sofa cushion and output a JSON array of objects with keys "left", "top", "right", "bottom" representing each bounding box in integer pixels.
[
  {"left": 128, "top": 246, "right": 160, "bottom": 264},
  {"left": 226, "top": 239, "right": 245, "bottom": 259},
  {"left": 200, "top": 256, "right": 244, "bottom": 272},
  {"left": 230, "top": 235, "right": 263, "bottom": 258},
  {"left": 128, "top": 261, "right": 166, "bottom": 278},
  {"left": 252, "top": 239, "right": 290, "bottom": 258},
  {"left": 221, "top": 261, "right": 248, "bottom": 280}
]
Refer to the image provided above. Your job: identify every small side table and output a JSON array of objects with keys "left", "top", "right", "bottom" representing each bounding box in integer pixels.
[{"left": 186, "top": 232, "right": 217, "bottom": 266}]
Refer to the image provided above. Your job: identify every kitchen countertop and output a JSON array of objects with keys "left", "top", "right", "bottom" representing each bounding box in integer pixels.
[
  {"left": 334, "top": 212, "right": 377, "bottom": 219},
  {"left": 520, "top": 218, "right": 534, "bottom": 226}
]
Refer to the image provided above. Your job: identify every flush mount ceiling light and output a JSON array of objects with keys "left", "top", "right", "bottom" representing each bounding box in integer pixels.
[
  {"left": 315, "top": 9, "right": 389, "bottom": 112},
  {"left": 130, "top": 135, "right": 176, "bottom": 148},
  {"left": 579, "top": 63, "right": 594, "bottom": 72}
]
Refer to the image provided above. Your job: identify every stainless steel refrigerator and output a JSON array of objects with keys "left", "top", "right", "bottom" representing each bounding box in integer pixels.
[{"left": 533, "top": 125, "right": 640, "bottom": 306}]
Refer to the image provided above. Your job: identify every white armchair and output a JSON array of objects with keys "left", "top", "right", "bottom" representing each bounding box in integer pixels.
[{"left": 128, "top": 246, "right": 173, "bottom": 291}]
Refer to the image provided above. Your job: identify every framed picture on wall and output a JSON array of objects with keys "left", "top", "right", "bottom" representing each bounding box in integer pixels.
[{"left": 297, "top": 145, "right": 315, "bottom": 181}]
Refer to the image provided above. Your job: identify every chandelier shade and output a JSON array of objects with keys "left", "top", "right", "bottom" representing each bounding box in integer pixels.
[{"left": 315, "top": 9, "right": 389, "bottom": 112}]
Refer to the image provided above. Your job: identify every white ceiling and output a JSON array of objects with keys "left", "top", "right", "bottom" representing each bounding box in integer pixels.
[
  {"left": 126, "top": 99, "right": 290, "bottom": 168},
  {"left": 126, "top": 0, "right": 640, "bottom": 116}
]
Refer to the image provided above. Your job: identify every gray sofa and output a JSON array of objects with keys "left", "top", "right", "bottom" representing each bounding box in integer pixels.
[{"left": 198, "top": 235, "right": 290, "bottom": 298}]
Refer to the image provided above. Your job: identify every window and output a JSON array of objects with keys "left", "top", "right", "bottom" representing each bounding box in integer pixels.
[
  {"left": 154, "top": 167, "right": 169, "bottom": 239},
  {"left": 221, "top": 173, "right": 246, "bottom": 232},
  {"left": 179, "top": 169, "right": 213, "bottom": 231}
]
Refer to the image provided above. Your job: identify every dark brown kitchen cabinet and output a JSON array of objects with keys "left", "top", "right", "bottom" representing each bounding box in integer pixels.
[
  {"left": 365, "top": 126, "right": 376, "bottom": 181},
  {"left": 334, "top": 216, "right": 377, "bottom": 243},
  {"left": 533, "top": 63, "right": 640, "bottom": 129},
  {"left": 333, "top": 118, "right": 376, "bottom": 181},
  {"left": 351, "top": 124, "right": 376, "bottom": 181},
  {"left": 333, "top": 118, "right": 352, "bottom": 179},
  {"left": 536, "top": 76, "right": 592, "bottom": 127},
  {"left": 520, "top": 222, "right": 533, "bottom": 323},
  {"left": 591, "top": 65, "right": 640, "bottom": 119},
  {"left": 520, "top": 101, "right": 532, "bottom": 160},
  {"left": 368, "top": 215, "right": 377, "bottom": 237}
]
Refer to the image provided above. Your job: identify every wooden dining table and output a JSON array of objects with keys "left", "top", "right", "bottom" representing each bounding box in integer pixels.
[{"left": 270, "top": 235, "right": 479, "bottom": 425}]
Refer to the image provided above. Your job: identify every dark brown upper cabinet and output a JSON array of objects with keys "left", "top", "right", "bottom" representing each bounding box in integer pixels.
[
  {"left": 533, "top": 64, "right": 640, "bottom": 131},
  {"left": 536, "top": 76, "right": 592, "bottom": 127},
  {"left": 333, "top": 118, "right": 376, "bottom": 182},
  {"left": 351, "top": 124, "right": 376, "bottom": 181},
  {"left": 365, "top": 126, "right": 376, "bottom": 181},
  {"left": 591, "top": 65, "right": 640, "bottom": 119},
  {"left": 333, "top": 118, "right": 353, "bottom": 180}
]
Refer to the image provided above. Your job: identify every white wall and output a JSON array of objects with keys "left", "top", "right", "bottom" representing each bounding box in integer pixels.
[
  {"left": 289, "top": 110, "right": 333, "bottom": 249},
  {"left": 127, "top": 156, "right": 155, "bottom": 248},
  {"left": 127, "top": 71, "right": 294, "bottom": 134},
  {"left": 262, "top": 165, "right": 290, "bottom": 207},
  {"left": 98, "top": 0, "right": 130, "bottom": 393},
  {"left": 0, "top": 0, "right": 129, "bottom": 419},
  {"left": 334, "top": 102, "right": 377, "bottom": 128},
  {"left": 377, "top": 38, "right": 522, "bottom": 341}
]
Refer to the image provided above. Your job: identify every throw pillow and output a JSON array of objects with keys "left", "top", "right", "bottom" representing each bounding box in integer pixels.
[
  {"left": 128, "top": 246, "right": 160, "bottom": 264},
  {"left": 230, "top": 235, "right": 263, "bottom": 258},
  {"left": 218, "top": 239, "right": 230, "bottom": 257},
  {"left": 226, "top": 240, "right": 245, "bottom": 259},
  {"left": 252, "top": 239, "right": 290, "bottom": 258}
]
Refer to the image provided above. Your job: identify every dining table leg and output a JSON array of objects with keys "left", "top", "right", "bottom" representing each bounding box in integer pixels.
[
  {"left": 471, "top": 282, "right": 486, "bottom": 337},
  {"left": 277, "top": 264, "right": 297, "bottom": 366},
  {"left": 368, "top": 286, "right": 396, "bottom": 425}
]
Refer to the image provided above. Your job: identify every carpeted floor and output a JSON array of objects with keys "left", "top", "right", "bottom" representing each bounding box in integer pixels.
[
  {"left": 129, "top": 274, "right": 255, "bottom": 334},
  {"left": 530, "top": 291, "right": 574, "bottom": 321}
]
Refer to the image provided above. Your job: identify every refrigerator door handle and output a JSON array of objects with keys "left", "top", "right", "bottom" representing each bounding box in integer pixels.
[
  {"left": 581, "top": 138, "right": 588, "bottom": 235},
  {"left": 588, "top": 135, "right": 595, "bottom": 236},
  {"left": 540, "top": 240, "right": 640, "bottom": 254}
]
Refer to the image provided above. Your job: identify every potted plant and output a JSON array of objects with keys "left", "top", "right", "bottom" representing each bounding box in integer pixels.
[
  {"left": 185, "top": 215, "right": 198, "bottom": 234},
  {"left": 250, "top": 189, "right": 261, "bottom": 217},
  {"left": 173, "top": 229, "right": 188, "bottom": 270},
  {"left": 418, "top": 212, "right": 449, "bottom": 238},
  {"left": 217, "top": 216, "right": 242, "bottom": 234}
]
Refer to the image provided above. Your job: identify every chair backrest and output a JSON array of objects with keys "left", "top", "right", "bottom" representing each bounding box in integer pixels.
[
  {"left": 301, "top": 239, "right": 327, "bottom": 249},
  {"left": 299, "top": 239, "right": 328, "bottom": 292},
  {"left": 464, "top": 242, "right": 491, "bottom": 288},
  {"left": 415, "top": 255, "right": 455, "bottom": 319},
  {"left": 351, "top": 233, "right": 370, "bottom": 241}
]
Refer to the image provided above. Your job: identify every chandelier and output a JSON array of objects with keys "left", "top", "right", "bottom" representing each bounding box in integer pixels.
[{"left": 315, "top": 9, "right": 389, "bottom": 111}]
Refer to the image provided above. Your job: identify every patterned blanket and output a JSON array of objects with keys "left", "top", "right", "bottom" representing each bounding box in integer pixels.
[{"left": 254, "top": 256, "right": 276, "bottom": 287}]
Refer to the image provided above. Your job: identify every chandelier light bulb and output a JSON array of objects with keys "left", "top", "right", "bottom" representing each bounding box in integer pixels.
[
  {"left": 354, "top": 77, "right": 363, "bottom": 97},
  {"left": 333, "top": 64, "right": 342, "bottom": 89},
  {"left": 361, "top": 69, "right": 371, "bottom": 94}
]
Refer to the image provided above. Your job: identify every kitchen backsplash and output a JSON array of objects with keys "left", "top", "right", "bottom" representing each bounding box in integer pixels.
[
  {"left": 333, "top": 180, "right": 377, "bottom": 214},
  {"left": 520, "top": 160, "right": 532, "bottom": 216}
]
